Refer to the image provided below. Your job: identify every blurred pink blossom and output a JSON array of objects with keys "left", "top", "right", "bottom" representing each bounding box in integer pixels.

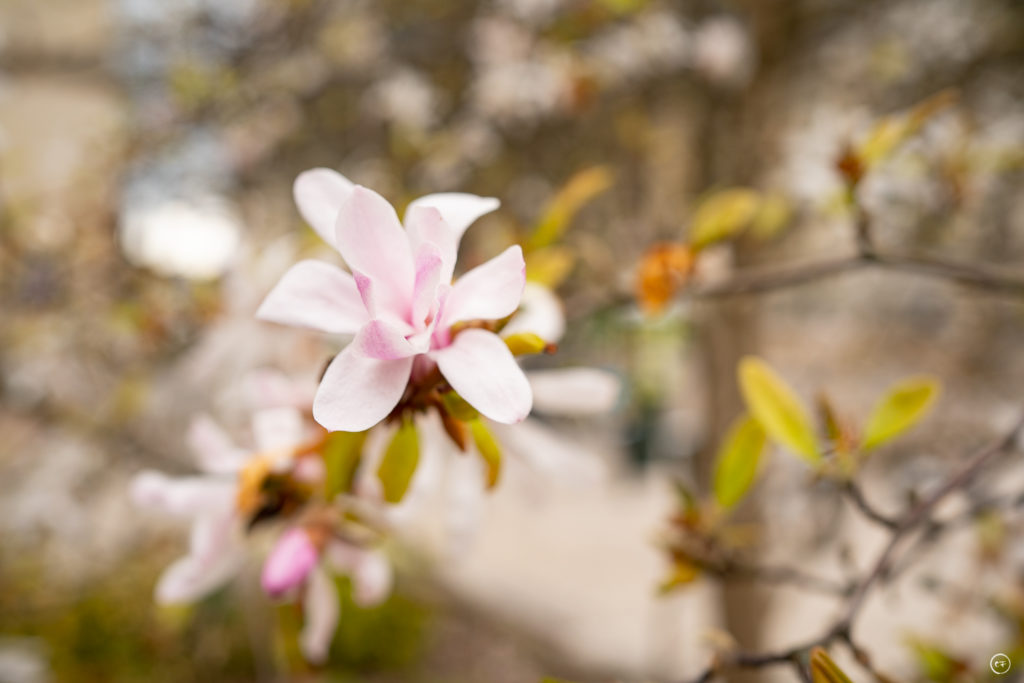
[
  {"left": 261, "top": 527, "right": 319, "bottom": 597},
  {"left": 130, "top": 408, "right": 309, "bottom": 603}
]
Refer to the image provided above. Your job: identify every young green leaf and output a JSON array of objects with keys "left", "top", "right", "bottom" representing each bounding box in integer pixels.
[
  {"left": 809, "top": 648, "right": 855, "bottom": 683},
  {"left": 504, "top": 332, "right": 548, "bottom": 356},
  {"left": 712, "top": 414, "right": 766, "bottom": 509},
  {"left": 377, "top": 419, "right": 420, "bottom": 504},
  {"left": 658, "top": 558, "right": 700, "bottom": 594},
  {"left": 689, "top": 188, "right": 761, "bottom": 249},
  {"left": 861, "top": 376, "right": 940, "bottom": 451},
  {"left": 738, "top": 357, "right": 820, "bottom": 463},
  {"left": 323, "top": 430, "right": 368, "bottom": 499},
  {"left": 528, "top": 166, "right": 613, "bottom": 250},
  {"left": 524, "top": 245, "right": 576, "bottom": 288},
  {"left": 441, "top": 392, "right": 479, "bottom": 421},
  {"left": 469, "top": 418, "right": 502, "bottom": 489}
]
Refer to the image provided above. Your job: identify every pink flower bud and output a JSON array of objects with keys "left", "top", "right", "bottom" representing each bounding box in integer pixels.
[{"left": 261, "top": 528, "right": 319, "bottom": 598}]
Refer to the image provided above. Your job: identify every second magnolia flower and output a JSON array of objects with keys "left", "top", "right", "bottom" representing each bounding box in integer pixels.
[{"left": 258, "top": 169, "right": 532, "bottom": 432}]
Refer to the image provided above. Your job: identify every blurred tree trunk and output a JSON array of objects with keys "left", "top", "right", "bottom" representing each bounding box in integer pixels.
[{"left": 693, "top": 2, "right": 804, "bottom": 678}]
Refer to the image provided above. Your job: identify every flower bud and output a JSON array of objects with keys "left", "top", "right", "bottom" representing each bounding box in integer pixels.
[{"left": 261, "top": 528, "right": 319, "bottom": 598}]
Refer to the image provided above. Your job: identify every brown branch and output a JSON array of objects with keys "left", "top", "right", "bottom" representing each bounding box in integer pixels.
[
  {"left": 722, "top": 561, "right": 853, "bottom": 598},
  {"left": 843, "top": 481, "right": 900, "bottom": 530},
  {"left": 682, "top": 249, "right": 1024, "bottom": 301},
  {"left": 679, "top": 415, "right": 1024, "bottom": 683}
]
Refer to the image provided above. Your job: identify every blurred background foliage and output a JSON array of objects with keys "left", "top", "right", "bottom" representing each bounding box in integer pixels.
[{"left": 1, "top": 0, "right": 1024, "bottom": 681}]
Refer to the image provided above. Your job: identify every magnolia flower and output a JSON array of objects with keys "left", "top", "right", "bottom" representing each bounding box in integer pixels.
[
  {"left": 257, "top": 169, "right": 532, "bottom": 432},
  {"left": 352, "top": 282, "right": 620, "bottom": 553},
  {"left": 131, "top": 407, "right": 307, "bottom": 603}
]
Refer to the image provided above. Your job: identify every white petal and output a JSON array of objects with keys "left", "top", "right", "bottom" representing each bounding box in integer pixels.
[
  {"left": 350, "top": 320, "right": 418, "bottom": 360},
  {"left": 432, "top": 329, "right": 532, "bottom": 424},
  {"left": 257, "top": 260, "right": 368, "bottom": 335},
  {"left": 313, "top": 345, "right": 413, "bottom": 432},
  {"left": 500, "top": 282, "right": 566, "bottom": 343},
  {"left": 404, "top": 205, "right": 457, "bottom": 284},
  {"left": 301, "top": 568, "right": 340, "bottom": 665},
  {"left": 527, "top": 368, "right": 621, "bottom": 416},
  {"left": 293, "top": 168, "right": 355, "bottom": 248},
  {"left": 334, "top": 186, "right": 414, "bottom": 318},
  {"left": 242, "top": 369, "right": 312, "bottom": 411},
  {"left": 131, "top": 470, "right": 235, "bottom": 517},
  {"left": 187, "top": 415, "right": 248, "bottom": 474},
  {"left": 352, "top": 550, "right": 392, "bottom": 607},
  {"left": 492, "top": 419, "right": 607, "bottom": 485},
  {"left": 443, "top": 245, "right": 525, "bottom": 327},
  {"left": 406, "top": 193, "right": 499, "bottom": 242},
  {"left": 443, "top": 451, "right": 485, "bottom": 557},
  {"left": 410, "top": 242, "right": 443, "bottom": 329},
  {"left": 155, "top": 514, "right": 244, "bottom": 604},
  {"left": 252, "top": 407, "right": 305, "bottom": 453}
]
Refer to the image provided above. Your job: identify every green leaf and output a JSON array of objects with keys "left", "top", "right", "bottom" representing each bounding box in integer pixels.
[
  {"left": 657, "top": 558, "right": 700, "bottom": 594},
  {"left": 810, "top": 648, "right": 855, "bottom": 683},
  {"left": 323, "top": 430, "right": 368, "bottom": 499},
  {"left": 504, "top": 332, "right": 548, "bottom": 356},
  {"left": 377, "top": 419, "right": 420, "bottom": 504},
  {"left": 712, "top": 414, "right": 767, "bottom": 509},
  {"left": 738, "top": 357, "right": 820, "bottom": 463},
  {"left": 525, "top": 246, "right": 576, "bottom": 288},
  {"left": 749, "top": 193, "right": 792, "bottom": 240},
  {"left": 469, "top": 419, "right": 502, "bottom": 489},
  {"left": 441, "top": 392, "right": 479, "bottom": 421},
  {"left": 528, "top": 166, "right": 613, "bottom": 250},
  {"left": 861, "top": 376, "right": 940, "bottom": 451},
  {"left": 907, "top": 639, "right": 961, "bottom": 682},
  {"left": 689, "top": 188, "right": 761, "bottom": 249}
]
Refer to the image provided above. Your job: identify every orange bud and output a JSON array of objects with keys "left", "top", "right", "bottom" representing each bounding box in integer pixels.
[{"left": 635, "top": 242, "right": 695, "bottom": 314}]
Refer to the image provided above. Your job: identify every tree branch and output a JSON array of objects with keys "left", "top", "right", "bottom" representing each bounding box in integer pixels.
[
  {"left": 679, "top": 415, "right": 1024, "bottom": 683},
  {"left": 843, "top": 481, "right": 900, "bottom": 530},
  {"left": 683, "top": 250, "right": 1024, "bottom": 301}
]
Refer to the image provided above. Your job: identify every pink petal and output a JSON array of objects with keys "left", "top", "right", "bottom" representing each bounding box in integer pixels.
[
  {"left": 334, "top": 186, "right": 414, "bottom": 318},
  {"left": 262, "top": 528, "right": 319, "bottom": 598},
  {"left": 354, "top": 271, "right": 376, "bottom": 319},
  {"left": 187, "top": 415, "right": 248, "bottom": 474},
  {"left": 432, "top": 329, "right": 532, "bottom": 424},
  {"left": 406, "top": 192, "right": 499, "bottom": 242},
  {"left": 443, "top": 245, "right": 525, "bottom": 327},
  {"left": 313, "top": 345, "right": 413, "bottom": 432},
  {"left": 293, "top": 168, "right": 354, "bottom": 248},
  {"left": 404, "top": 205, "right": 457, "bottom": 284},
  {"left": 411, "top": 242, "right": 443, "bottom": 328},
  {"left": 351, "top": 320, "right": 417, "bottom": 360},
  {"left": 500, "top": 282, "right": 566, "bottom": 343},
  {"left": 257, "top": 260, "right": 368, "bottom": 335},
  {"left": 300, "top": 568, "right": 339, "bottom": 664}
]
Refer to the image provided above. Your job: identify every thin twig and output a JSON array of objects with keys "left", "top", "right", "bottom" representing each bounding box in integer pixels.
[
  {"left": 843, "top": 481, "right": 899, "bottom": 530},
  {"left": 682, "top": 250, "right": 1024, "bottom": 301},
  {"left": 725, "top": 562, "right": 853, "bottom": 597},
  {"left": 679, "top": 416, "right": 1024, "bottom": 683}
]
